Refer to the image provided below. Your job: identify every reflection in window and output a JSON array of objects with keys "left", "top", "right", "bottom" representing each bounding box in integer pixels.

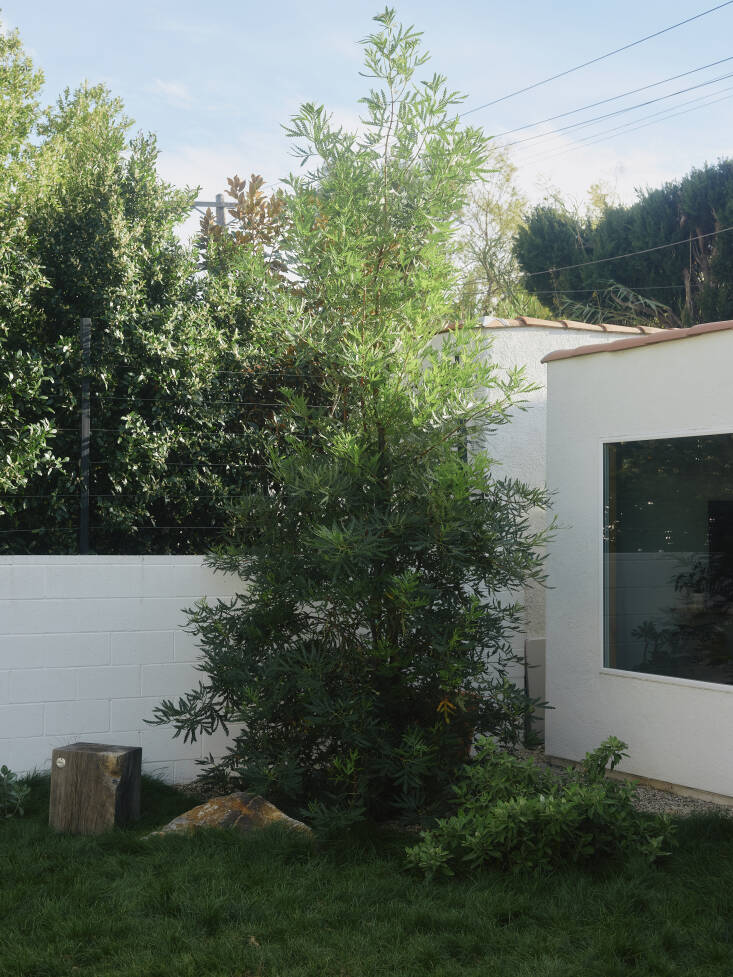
[{"left": 604, "top": 434, "right": 733, "bottom": 684}]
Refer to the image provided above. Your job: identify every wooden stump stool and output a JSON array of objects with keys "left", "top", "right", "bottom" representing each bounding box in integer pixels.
[{"left": 49, "top": 742, "right": 142, "bottom": 835}]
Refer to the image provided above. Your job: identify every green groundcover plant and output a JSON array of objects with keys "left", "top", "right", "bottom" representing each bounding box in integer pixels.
[
  {"left": 0, "top": 765, "right": 30, "bottom": 818},
  {"left": 406, "top": 737, "right": 676, "bottom": 877}
]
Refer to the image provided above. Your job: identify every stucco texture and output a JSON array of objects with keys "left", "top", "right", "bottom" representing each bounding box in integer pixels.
[{"left": 545, "top": 327, "right": 733, "bottom": 797}]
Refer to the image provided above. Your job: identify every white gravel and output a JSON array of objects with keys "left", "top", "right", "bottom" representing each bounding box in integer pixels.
[{"left": 513, "top": 746, "right": 733, "bottom": 818}]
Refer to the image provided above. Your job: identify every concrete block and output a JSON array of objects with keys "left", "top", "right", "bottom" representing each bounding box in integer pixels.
[
  {"left": 0, "top": 633, "right": 110, "bottom": 670},
  {"left": 0, "top": 735, "right": 55, "bottom": 774},
  {"left": 140, "top": 725, "right": 203, "bottom": 763},
  {"left": 174, "top": 630, "right": 203, "bottom": 662},
  {"left": 173, "top": 758, "right": 205, "bottom": 784},
  {"left": 0, "top": 564, "right": 46, "bottom": 599},
  {"left": 110, "top": 696, "right": 161, "bottom": 732},
  {"left": 77, "top": 666, "right": 141, "bottom": 700},
  {"left": 76, "top": 730, "right": 141, "bottom": 750},
  {"left": 0, "top": 670, "right": 8, "bottom": 704},
  {"left": 9, "top": 668, "right": 78, "bottom": 703},
  {"left": 141, "top": 662, "right": 198, "bottom": 699},
  {"left": 44, "top": 562, "right": 144, "bottom": 599},
  {"left": 143, "top": 760, "right": 174, "bottom": 783},
  {"left": 201, "top": 725, "right": 240, "bottom": 759},
  {"left": 44, "top": 699, "right": 110, "bottom": 736},
  {"left": 171, "top": 563, "right": 242, "bottom": 598},
  {"left": 111, "top": 631, "right": 174, "bottom": 665},
  {"left": 0, "top": 597, "right": 191, "bottom": 635},
  {"left": 0, "top": 703, "right": 44, "bottom": 738}
]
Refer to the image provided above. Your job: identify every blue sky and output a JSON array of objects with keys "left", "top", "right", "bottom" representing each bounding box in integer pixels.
[{"left": 5, "top": 1, "right": 733, "bottom": 239}]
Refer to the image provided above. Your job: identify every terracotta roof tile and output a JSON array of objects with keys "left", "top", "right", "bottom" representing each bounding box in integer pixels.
[
  {"left": 541, "top": 319, "right": 733, "bottom": 364},
  {"left": 439, "top": 317, "right": 662, "bottom": 335},
  {"left": 491, "top": 316, "right": 661, "bottom": 335}
]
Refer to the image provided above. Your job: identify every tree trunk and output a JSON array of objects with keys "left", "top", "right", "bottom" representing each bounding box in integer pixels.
[{"left": 49, "top": 742, "right": 142, "bottom": 834}]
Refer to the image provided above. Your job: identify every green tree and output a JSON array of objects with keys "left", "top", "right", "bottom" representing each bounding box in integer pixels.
[
  {"left": 1, "top": 78, "right": 301, "bottom": 554},
  {"left": 514, "top": 162, "right": 733, "bottom": 328},
  {"left": 0, "top": 23, "right": 59, "bottom": 513},
  {"left": 453, "top": 150, "right": 550, "bottom": 321},
  {"left": 154, "top": 9, "right": 551, "bottom": 828}
]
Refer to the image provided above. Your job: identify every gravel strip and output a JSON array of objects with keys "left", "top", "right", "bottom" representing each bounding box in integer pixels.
[
  {"left": 629, "top": 784, "right": 733, "bottom": 817},
  {"left": 511, "top": 745, "right": 733, "bottom": 818}
]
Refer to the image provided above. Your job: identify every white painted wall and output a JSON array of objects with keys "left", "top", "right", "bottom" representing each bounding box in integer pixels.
[
  {"left": 0, "top": 556, "right": 240, "bottom": 782},
  {"left": 545, "top": 329, "right": 733, "bottom": 796},
  {"left": 472, "top": 322, "right": 632, "bottom": 645}
]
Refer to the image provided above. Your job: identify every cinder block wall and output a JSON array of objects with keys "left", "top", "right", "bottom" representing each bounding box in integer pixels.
[{"left": 0, "top": 556, "right": 241, "bottom": 782}]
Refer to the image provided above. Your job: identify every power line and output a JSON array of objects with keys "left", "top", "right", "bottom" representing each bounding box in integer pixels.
[
  {"left": 508, "top": 279, "right": 685, "bottom": 295},
  {"left": 453, "top": 224, "right": 733, "bottom": 290},
  {"left": 519, "top": 84, "right": 733, "bottom": 167},
  {"left": 0, "top": 525, "right": 232, "bottom": 535},
  {"left": 92, "top": 396, "right": 294, "bottom": 407},
  {"left": 460, "top": 1, "right": 733, "bottom": 117},
  {"left": 524, "top": 225, "right": 733, "bottom": 279},
  {"left": 502, "top": 68, "right": 733, "bottom": 150},
  {"left": 493, "top": 54, "right": 733, "bottom": 139},
  {"left": 0, "top": 492, "right": 254, "bottom": 500}
]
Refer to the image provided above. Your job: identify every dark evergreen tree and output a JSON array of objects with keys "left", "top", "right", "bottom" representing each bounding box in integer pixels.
[{"left": 153, "top": 9, "right": 551, "bottom": 829}]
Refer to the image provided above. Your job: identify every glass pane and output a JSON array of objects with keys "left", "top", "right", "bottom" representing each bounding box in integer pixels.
[{"left": 604, "top": 434, "right": 733, "bottom": 684}]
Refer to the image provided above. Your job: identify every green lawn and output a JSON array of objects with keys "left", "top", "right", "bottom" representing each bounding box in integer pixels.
[{"left": 3, "top": 776, "right": 733, "bottom": 977}]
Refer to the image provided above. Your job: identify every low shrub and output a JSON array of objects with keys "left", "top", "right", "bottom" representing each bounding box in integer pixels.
[
  {"left": 405, "top": 737, "right": 675, "bottom": 877},
  {"left": 0, "top": 765, "right": 30, "bottom": 818}
]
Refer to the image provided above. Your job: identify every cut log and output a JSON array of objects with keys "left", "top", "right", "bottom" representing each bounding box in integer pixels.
[{"left": 49, "top": 742, "right": 142, "bottom": 835}]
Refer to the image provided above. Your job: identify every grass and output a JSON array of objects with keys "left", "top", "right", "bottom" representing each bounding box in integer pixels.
[{"left": 3, "top": 776, "right": 733, "bottom": 976}]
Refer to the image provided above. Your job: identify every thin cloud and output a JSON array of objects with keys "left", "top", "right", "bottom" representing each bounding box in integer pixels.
[{"left": 149, "top": 78, "right": 193, "bottom": 107}]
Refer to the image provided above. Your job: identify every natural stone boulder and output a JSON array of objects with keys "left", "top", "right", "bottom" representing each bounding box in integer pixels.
[{"left": 148, "top": 792, "right": 312, "bottom": 837}]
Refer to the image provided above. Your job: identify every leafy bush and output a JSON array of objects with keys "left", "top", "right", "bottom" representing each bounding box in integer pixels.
[
  {"left": 153, "top": 11, "right": 550, "bottom": 830},
  {"left": 0, "top": 765, "right": 30, "bottom": 818},
  {"left": 405, "top": 737, "right": 675, "bottom": 877}
]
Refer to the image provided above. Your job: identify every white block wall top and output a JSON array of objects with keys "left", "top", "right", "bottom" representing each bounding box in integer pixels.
[
  {"left": 0, "top": 556, "right": 239, "bottom": 781},
  {"left": 545, "top": 320, "right": 733, "bottom": 798}
]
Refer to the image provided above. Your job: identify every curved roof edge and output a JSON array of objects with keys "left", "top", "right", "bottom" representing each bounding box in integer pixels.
[
  {"left": 480, "top": 315, "right": 661, "bottom": 335},
  {"left": 541, "top": 319, "right": 733, "bottom": 364}
]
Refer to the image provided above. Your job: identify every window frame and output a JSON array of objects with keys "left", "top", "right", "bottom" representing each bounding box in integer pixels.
[{"left": 598, "top": 425, "right": 733, "bottom": 693}]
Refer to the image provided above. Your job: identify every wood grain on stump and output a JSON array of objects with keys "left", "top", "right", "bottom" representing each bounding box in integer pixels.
[{"left": 49, "top": 742, "right": 142, "bottom": 835}]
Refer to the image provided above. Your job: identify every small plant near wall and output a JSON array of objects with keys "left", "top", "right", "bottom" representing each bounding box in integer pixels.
[
  {"left": 405, "top": 737, "right": 675, "bottom": 877},
  {"left": 0, "top": 766, "right": 30, "bottom": 819}
]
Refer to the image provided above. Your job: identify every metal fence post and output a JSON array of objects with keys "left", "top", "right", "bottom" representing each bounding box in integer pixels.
[{"left": 79, "top": 317, "right": 91, "bottom": 554}]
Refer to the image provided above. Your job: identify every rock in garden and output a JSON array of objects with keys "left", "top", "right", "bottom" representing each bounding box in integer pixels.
[{"left": 148, "top": 792, "right": 312, "bottom": 837}]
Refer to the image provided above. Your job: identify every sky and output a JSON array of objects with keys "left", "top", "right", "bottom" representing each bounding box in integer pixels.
[{"left": 5, "top": 0, "right": 733, "bottom": 240}]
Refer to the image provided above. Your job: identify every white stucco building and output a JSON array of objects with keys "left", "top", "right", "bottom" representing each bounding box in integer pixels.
[
  {"left": 14, "top": 312, "right": 733, "bottom": 796},
  {"left": 544, "top": 320, "right": 733, "bottom": 800},
  {"left": 447, "top": 316, "right": 662, "bottom": 715}
]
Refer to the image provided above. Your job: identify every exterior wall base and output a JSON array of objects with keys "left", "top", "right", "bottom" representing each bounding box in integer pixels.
[{"left": 545, "top": 754, "right": 733, "bottom": 808}]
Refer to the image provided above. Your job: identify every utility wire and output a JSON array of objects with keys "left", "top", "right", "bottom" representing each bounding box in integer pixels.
[
  {"left": 501, "top": 283, "right": 687, "bottom": 295},
  {"left": 519, "top": 84, "right": 733, "bottom": 167},
  {"left": 452, "top": 224, "right": 733, "bottom": 288},
  {"left": 460, "top": 1, "right": 733, "bottom": 117},
  {"left": 92, "top": 396, "right": 290, "bottom": 407},
  {"left": 525, "top": 224, "right": 733, "bottom": 279},
  {"left": 501, "top": 68, "right": 733, "bottom": 149},
  {"left": 0, "top": 525, "right": 231, "bottom": 534},
  {"left": 493, "top": 54, "right": 733, "bottom": 138}
]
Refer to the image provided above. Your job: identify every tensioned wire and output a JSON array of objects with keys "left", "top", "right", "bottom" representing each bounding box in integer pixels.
[
  {"left": 516, "top": 84, "right": 733, "bottom": 167},
  {"left": 459, "top": 1, "right": 733, "bottom": 116}
]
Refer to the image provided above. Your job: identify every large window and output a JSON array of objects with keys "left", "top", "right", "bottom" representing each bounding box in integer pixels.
[{"left": 604, "top": 434, "right": 733, "bottom": 684}]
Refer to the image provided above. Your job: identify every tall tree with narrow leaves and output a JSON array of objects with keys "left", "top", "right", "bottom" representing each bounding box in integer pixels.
[{"left": 154, "top": 9, "right": 552, "bottom": 829}]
